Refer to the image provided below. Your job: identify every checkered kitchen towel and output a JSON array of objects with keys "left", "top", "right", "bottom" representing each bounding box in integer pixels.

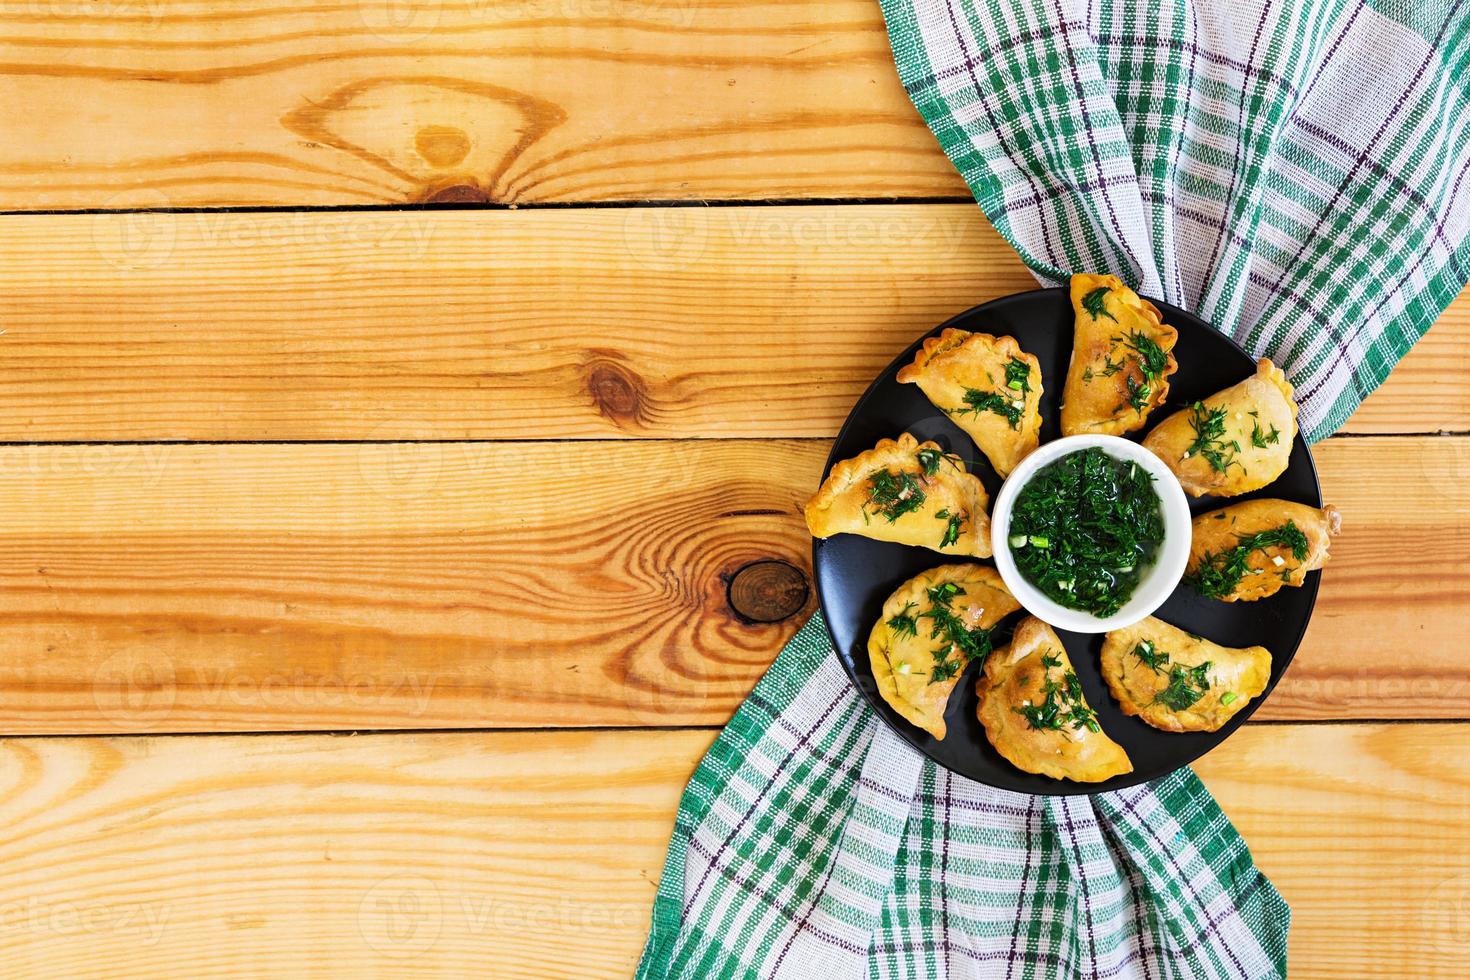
[{"left": 639, "top": 3, "right": 1470, "bottom": 978}]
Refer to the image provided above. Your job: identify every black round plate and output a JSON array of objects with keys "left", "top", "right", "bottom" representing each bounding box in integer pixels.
[{"left": 813, "top": 288, "right": 1321, "bottom": 795}]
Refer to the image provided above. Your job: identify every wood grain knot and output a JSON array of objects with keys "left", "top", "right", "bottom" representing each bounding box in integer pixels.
[
  {"left": 727, "top": 560, "right": 810, "bottom": 624},
  {"left": 421, "top": 183, "right": 493, "bottom": 204},
  {"left": 585, "top": 357, "right": 647, "bottom": 427},
  {"left": 415, "top": 125, "right": 472, "bottom": 168}
]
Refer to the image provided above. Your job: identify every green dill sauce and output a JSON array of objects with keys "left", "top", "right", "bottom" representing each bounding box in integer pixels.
[{"left": 1007, "top": 447, "right": 1164, "bottom": 617}]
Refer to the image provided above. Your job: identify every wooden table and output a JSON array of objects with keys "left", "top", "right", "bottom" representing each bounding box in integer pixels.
[{"left": 0, "top": 2, "right": 1466, "bottom": 977}]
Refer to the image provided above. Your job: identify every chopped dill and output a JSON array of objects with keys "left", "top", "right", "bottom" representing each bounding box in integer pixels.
[
  {"left": 1005, "top": 357, "right": 1033, "bottom": 394},
  {"left": 1007, "top": 448, "right": 1164, "bottom": 617},
  {"left": 1185, "top": 402, "right": 1242, "bottom": 473},
  {"left": 1012, "top": 649, "right": 1100, "bottom": 734},
  {"left": 926, "top": 582, "right": 963, "bottom": 605},
  {"left": 1154, "top": 662, "right": 1212, "bottom": 711},
  {"left": 1081, "top": 286, "right": 1117, "bottom": 322},
  {"left": 930, "top": 657, "right": 962, "bottom": 683},
  {"left": 1131, "top": 640, "right": 1170, "bottom": 673},
  {"left": 935, "top": 508, "right": 965, "bottom": 548},
  {"left": 865, "top": 468, "right": 926, "bottom": 523},
  {"left": 950, "top": 388, "right": 1023, "bottom": 430},
  {"left": 1122, "top": 373, "right": 1151, "bottom": 414},
  {"left": 886, "top": 602, "right": 919, "bottom": 638},
  {"left": 1250, "top": 421, "right": 1282, "bottom": 448},
  {"left": 1122, "top": 331, "right": 1169, "bottom": 382},
  {"left": 918, "top": 581, "right": 997, "bottom": 680},
  {"left": 1082, "top": 356, "right": 1126, "bottom": 384}
]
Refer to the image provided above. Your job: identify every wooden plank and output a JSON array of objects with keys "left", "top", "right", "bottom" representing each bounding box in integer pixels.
[
  {"left": 0, "top": 728, "right": 698, "bottom": 979},
  {"left": 0, "top": 724, "right": 1461, "bottom": 979},
  {"left": 0, "top": 439, "right": 816, "bottom": 734},
  {"left": 1353, "top": 306, "right": 1470, "bottom": 435},
  {"left": 0, "top": 0, "right": 961, "bottom": 209},
  {"left": 1274, "top": 435, "right": 1470, "bottom": 720},
  {"left": 1198, "top": 723, "right": 1470, "bottom": 980},
  {"left": 0, "top": 208, "right": 1463, "bottom": 441},
  {"left": 0, "top": 435, "right": 1461, "bottom": 734}
]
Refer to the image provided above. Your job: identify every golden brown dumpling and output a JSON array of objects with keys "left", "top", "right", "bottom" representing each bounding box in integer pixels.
[
  {"left": 804, "top": 432, "right": 992, "bottom": 557},
  {"left": 896, "top": 329, "right": 1042, "bottom": 477},
  {"left": 1142, "top": 358, "right": 1298, "bottom": 497},
  {"left": 1061, "top": 274, "right": 1179, "bottom": 436},
  {"left": 1101, "top": 617, "right": 1271, "bottom": 733},
  {"left": 868, "top": 565, "right": 1020, "bottom": 739},
  {"left": 976, "top": 616, "right": 1131, "bottom": 782},
  {"left": 1185, "top": 499, "right": 1341, "bottom": 601}
]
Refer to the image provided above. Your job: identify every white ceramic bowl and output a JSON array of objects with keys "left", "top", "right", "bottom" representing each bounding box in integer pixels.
[{"left": 989, "top": 434, "right": 1192, "bottom": 633}]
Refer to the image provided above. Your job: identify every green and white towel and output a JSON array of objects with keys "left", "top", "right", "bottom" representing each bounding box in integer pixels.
[
  {"left": 885, "top": 0, "right": 1470, "bottom": 440},
  {"left": 639, "top": 3, "right": 1470, "bottom": 978},
  {"left": 639, "top": 617, "right": 1289, "bottom": 979}
]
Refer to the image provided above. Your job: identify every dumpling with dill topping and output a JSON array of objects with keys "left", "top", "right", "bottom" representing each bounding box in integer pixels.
[
  {"left": 1101, "top": 617, "right": 1271, "bottom": 732},
  {"left": 1141, "top": 358, "right": 1298, "bottom": 497},
  {"left": 976, "top": 616, "right": 1131, "bottom": 782},
  {"left": 804, "top": 432, "right": 993, "bottom": 557},
  {"left": 896, "top": 328, "right": 1043, "bottom": 477},
  {"left": 1061, "top": 273, "right": 1179, "bottom": 437},
  {"left": 868, "top": 564, "right": 1020, "bottom": 739},
  {"left": 1185, "top": 498, "right": 1341, "bottom": 601}
]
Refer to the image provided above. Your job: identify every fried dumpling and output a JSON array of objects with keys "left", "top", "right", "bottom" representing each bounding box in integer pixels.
[
  {"left": 1061, "top": 274, "right": 1179, "bottom": 436},
  {"left": 976, "top": 616, "right": 1131, "bottom": 782},
  {"left": 1101, "top": 617, "right": 1271, "bottom": 733},
  {"left": 805, "top": 432, "right": 992, "bottom": 557},
  {"left": 896, "top": 329, "right": 1042, "bottom": 477},
  {"left": 868, "top": 565, "right": 1020, "bottom": 739},
  {"left": 1185, "top": 499, "right": 1341, "bottom": 601},
  {"left": 1141, "top": 358, "right": 1298, "bottom": 497}
]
